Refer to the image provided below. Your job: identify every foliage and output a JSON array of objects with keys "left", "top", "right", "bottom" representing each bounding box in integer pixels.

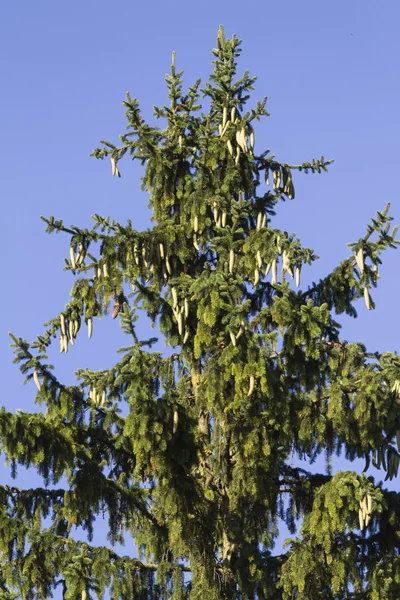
[{"left": 1, "top": 26, "right": 400, "bottom": 599}]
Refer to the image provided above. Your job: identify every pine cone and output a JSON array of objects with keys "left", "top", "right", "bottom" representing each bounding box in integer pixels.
[{"left": 112, "top": 296, "right": 121, "bottom": 319}]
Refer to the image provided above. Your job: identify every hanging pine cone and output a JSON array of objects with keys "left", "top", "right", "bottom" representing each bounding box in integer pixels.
[{"left": 112, "top": 295, "right": 121, "bottom": 319}]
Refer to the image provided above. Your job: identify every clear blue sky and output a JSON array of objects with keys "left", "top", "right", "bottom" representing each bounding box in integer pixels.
[{"left": 0, "top": 0, "right": 399, "bottom": 569}]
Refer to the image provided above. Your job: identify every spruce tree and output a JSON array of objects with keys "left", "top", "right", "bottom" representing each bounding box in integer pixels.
[{"left": 2, "top": 26, "right": 400, "bottom": 599}]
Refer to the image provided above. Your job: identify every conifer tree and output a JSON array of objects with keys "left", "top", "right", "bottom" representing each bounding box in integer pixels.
[{"left": 2, "top": 26, "right": 400, "bottom": 599}]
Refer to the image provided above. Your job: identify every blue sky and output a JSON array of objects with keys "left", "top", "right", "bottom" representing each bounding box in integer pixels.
[{"left": 0, "top": 0, "right": 399, "bottom": 574}]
